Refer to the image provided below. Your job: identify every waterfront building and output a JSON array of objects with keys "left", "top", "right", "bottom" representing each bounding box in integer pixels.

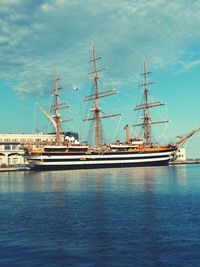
[{"left": 0, "top": 132, "right": 78, "bottom": 166}]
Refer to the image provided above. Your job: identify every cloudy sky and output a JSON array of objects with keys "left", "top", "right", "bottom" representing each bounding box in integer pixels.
[{"left": 1, "top": 0, "right": 200, "bottom": 157}]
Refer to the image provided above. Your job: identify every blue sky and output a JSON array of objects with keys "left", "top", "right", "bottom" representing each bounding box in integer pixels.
[{"left": 0, "top": 0, "right": 200, "bottom": 158}]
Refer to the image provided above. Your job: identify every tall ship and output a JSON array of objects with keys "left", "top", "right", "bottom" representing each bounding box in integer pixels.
[{"left": 22, "top": 48, "right": 191, "bottom": 171}]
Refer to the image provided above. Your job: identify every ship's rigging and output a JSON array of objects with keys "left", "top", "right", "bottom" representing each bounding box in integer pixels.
[
  {"left": 133, "top": 61, "right": 168, "bottom": 146},
  {"left": 83, "top": 46, "right": 121, "bottom": 147},
  {"left": 36, "top": 67, "right": 72, "bottom": 145},
  {"left": 172, "top": 126, "right": 200, "bottom": 147}
]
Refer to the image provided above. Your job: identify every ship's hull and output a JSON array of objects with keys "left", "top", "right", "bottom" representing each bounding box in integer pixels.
[
  {"left": 29, "top": 159, "right": 170, "bottom": 171},
  {"left": 26, "top": 148, "right": 176, "bottom": 171}
]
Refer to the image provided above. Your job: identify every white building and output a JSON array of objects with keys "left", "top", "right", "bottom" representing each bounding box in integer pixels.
[
  {"left": 0, "top": 133, "right": 56, "bottom": 166},
  {"left": 175, "top": 147, "right": 186, "bottom": 161}
]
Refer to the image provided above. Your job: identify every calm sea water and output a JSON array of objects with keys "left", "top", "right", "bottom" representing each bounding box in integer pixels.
[{"left": 1, "top": 165, "right": 200, "bottom": 267}]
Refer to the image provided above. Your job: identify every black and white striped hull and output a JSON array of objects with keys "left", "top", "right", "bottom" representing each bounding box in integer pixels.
[{"left": 27, "top": 149, "right": 176, "bottom": 171}]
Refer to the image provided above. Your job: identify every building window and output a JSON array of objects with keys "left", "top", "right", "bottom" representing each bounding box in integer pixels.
[
  {"left": 12, "top": 158, "right": 19, "bottom": 164},
  {"left": 12, "top": 139, "right": 18, "bottom": 142},
  {"left": 4, "top": 139, "right": 11, "bottom": 142},
  {"left": 12, "top": 145, "right": 19, "bottom": 150},
  {"left": 4, "top": 145, "right": 11, "bottom": 150},
  {"left": 20, "top": 139, "right": 26, "bottom": 142},
  {"left": 35, "top": 139, "right": 41, "bottom": 142}
]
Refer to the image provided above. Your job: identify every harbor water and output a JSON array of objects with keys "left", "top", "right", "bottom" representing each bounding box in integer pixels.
[{"left": 1, "top": 165, "right": 200, "bottom": 266}]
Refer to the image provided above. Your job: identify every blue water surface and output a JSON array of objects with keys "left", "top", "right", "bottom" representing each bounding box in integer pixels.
[{"left": 1, "top": 165, "right": 200, "bottom": 266}]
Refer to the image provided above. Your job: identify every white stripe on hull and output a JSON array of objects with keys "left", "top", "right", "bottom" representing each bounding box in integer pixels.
[
  {"left": 33, "top": 156, "right": 170, "bottom": 166},
  {"left": 27, "top": 150, "right": 174, "bottom": 161}
]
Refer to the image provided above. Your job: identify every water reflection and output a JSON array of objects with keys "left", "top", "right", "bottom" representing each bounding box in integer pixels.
[
  {"left": 170, "top": 165, "right": 188, "bottom": 186},
  {"left": 93, "top": 171, "right": 107, "bottom": 266},
  {"left": 1, "top": 166, "right": 200, "bottom": 266},
  {"left": 0, "top": 165, "right": 196, "bottom": 195}
]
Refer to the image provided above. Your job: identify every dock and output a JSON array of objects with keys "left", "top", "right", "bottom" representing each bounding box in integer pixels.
[
  {"left": 170, "top": 159, "right": 200, "bottom": 165},
  {"left": 0, "top": 166, "right": 30, "bottom": 172}
]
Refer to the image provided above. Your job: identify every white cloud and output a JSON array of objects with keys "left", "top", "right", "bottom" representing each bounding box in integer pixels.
[
  {"left": 179, "top": 59, "right": 200, "bottom": 71},
  {"left": 0, "top": 0, "right": 23, "bottom": 4},
  {"left": 0, "top": 0, "right": 200, "bottom": 96}
]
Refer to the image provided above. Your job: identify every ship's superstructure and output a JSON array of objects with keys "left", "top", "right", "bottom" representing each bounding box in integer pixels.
[{"left": 22, "top": 49, "right": 181, "bottom": 171}]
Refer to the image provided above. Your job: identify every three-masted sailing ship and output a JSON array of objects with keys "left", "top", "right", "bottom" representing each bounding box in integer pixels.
[{"left": 22, "top": 48, "right": 180, "bottom": 171}]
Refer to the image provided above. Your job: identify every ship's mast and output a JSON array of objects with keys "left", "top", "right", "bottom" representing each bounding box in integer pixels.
[
  {"left": 52, "top": 67, "right": 62, "bottom": 145},
  {"left": 133, "top": 61, "right": 168, "bottom": 146},
  {"left": 37, "top": 67, "right": 69, "bottom": 145},
  {"left": 124, "top": 125, "right": 130, "bottom": 143},
  {"left": 36, "top": 67, "right": 71, "bottom": 145},
  {"left": 83, "top": 45, "right": 121, "bottom": 147},
  {"left": 91, "top": 46, "right": 102, "bottom": 146},
  {"left": 143, "top": 61, "right": 152, "bottom": 144}
]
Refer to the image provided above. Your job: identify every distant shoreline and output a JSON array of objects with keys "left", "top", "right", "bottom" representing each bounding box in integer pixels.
[{"left": 170, "top": 159, "right": 200, "bottom": 165}]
